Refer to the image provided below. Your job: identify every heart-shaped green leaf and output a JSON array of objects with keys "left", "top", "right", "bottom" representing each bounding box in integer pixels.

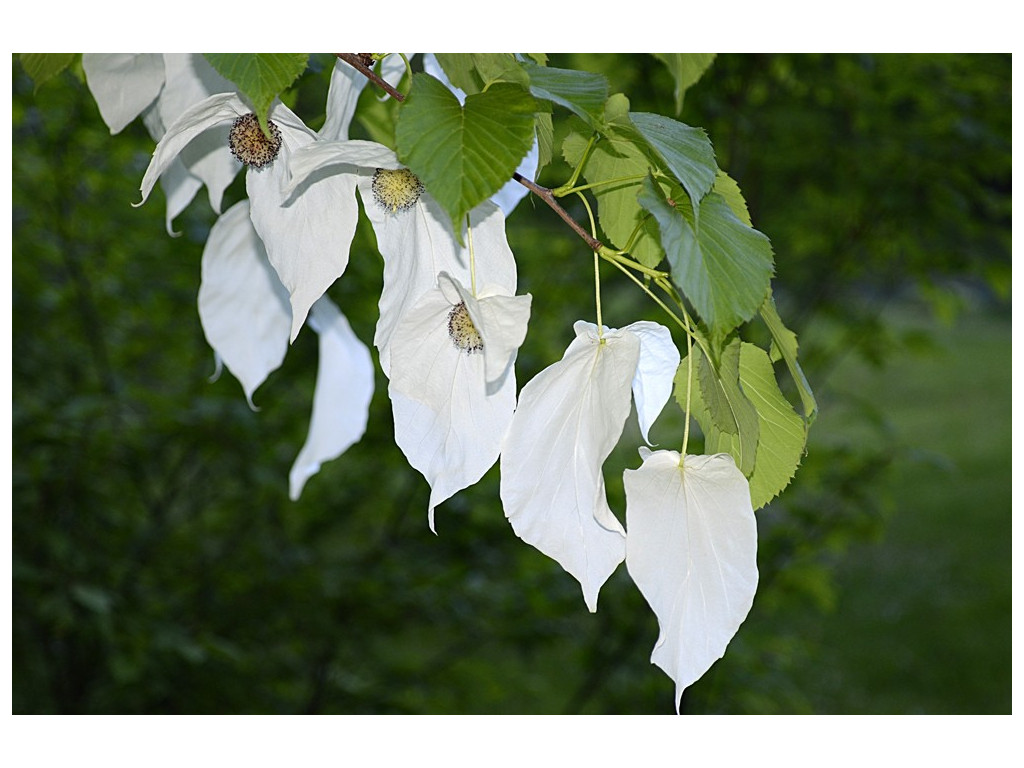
[
  {"left": 396, "top": 73, "right": 536, "bottom": 237},
  {"left": 204, "top": 53, "right": 308, "bottom": 133}
]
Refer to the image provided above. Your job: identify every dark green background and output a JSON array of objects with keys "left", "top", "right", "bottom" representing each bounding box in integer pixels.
[{"left": 12, "top": 53, "right": 1011, "bottom": 713}]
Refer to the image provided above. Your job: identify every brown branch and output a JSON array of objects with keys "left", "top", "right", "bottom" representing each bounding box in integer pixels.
[
  {"left": 335, "top": 55, "right": 603, "bottom": 254},
  {"left": 334, "top": 53, "right": 406, "bottom": 102},
  {"left": 513, "top": 173, "right": 604, "bottom": 253}
]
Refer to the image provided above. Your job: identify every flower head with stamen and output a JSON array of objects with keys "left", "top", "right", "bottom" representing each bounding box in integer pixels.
[
  {"left": 228, "top": 113, "right": 283, "bottom": 168},
  {"left": 371, "top": 167, "right": 424, "bottom": 213},
  {"left": 447, "top": 302, "right": 484, "bottom": 354},
  {"left": 136, "top": 91, "right": 368, "bottom": 343},
  {"left": 388, "top": 271, "right": 531, "bottom": 531}
]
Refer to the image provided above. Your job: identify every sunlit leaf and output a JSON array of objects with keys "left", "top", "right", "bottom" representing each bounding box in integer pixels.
[
  {"left": 712, "top": 170, "right": 751, "bottom": 227},
  {"left": 433, "top": 53, "right": 527, "bottom": 95},
  {"left": 562, "top": 125, "right": 664, "bottom": 268},
  {"left": 734, "top": 343, "right": 806, "bottom": 507},
  {"left": 759, "top": 291, "right": 818, "bottom": 424},
  {"left": 639, "top": 174, "right": 774, "bottom": 335},
  {"left": 690, "top": 338, "right": 759, "bottom": 475},
  {"left": 396, "top": 73, "right": 536, "bottom": 238}
]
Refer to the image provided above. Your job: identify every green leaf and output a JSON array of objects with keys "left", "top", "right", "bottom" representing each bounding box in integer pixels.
[
  {"left": 675, "top": 338, "right": 803, "bottom": 503},
  {"left": 699, "top": 339, "right": 760, "bottom": 474},
  {"left": 735, "top": 342, "right": 807, "bottom": 508},
  {"left": 20, "top": 53, "right": 77, "bottom": 90},
  {"left": 524, "top": 63, "right": 608, "bottom": 127},
  {"left": 712, "top": 170, "right": 751, "bottom": 227},
  {"left": 630, "top": 111, "right": 717, "bottom": 211},
  {"left": 396, "top": 73, "right": 536, "bottom": 237},
  {"left": 652, "top": 53, "right": 716, "bottom": 114},
  {"left": 203, "top": 53, "right": 308, "bottom": 133},
  {"left": 675, "top": 340, "right": 758, "bottom": 477},
  {"left": 534, "top": 111, "right": 554, "bottom": 172},
  {"left": 759, "top": 291, "right": 818, "bottom": 423},
  {"left": 638, "top": 174, "right": 774, "bottom": 334},
  {"left": 694, "top": 344, "right": 737, "bottom": 436},
  {"left": 562, "top": 124, "right": 664, "bottom": 268},
  {"left": 433, "top": 53, "right": 527, "bottom": 95}
]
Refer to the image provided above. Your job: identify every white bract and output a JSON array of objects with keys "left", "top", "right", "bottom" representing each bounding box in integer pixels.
[
  {"left": 286, "top": 138, "right": 530, "bottom": 528},
  {"left": 319, "top": 55, "right": 408, "bottom": 142},
  {"left": 85, "top": 53, "right": 239, "bottom": 233},
  {"left": 624, "top": 449, "right": 759, "bottom": 712},
  {"left": 500, "top": 320, "right": 679, "bottom": 611},
  {"left": 289, "top": 297, "right": 375, "bottom": 501},
  {"left": 136, "top": 92, "right": 359, "bottom": 342},
  {"left": 389, "top": 271, "right": 531, "bottom": 529},
  {"left": 197, "top": 199, "right": 374, "bottom": 500},
  {"left": 197, "top": 199, "right": 291, "bottom": 407},
  {"left": 84, "top": 52, "right": 778, "bottom": 710}
]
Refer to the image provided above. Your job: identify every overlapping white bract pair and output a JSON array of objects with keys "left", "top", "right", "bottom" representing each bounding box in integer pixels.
[{"left": 500, "top": 320, "right": 758, "bottom": 710}]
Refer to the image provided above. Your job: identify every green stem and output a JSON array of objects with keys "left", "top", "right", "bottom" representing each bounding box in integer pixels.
[
  {"left": 681, "top": 318, "right": 693, "bottom": 462},
  {"left": 466, "top": 214, "right": 477, "bottom": 296},
  {"left": 606, "top": 259, "right": 687, "bottom": 336},
  {"left": 601, "top": 250, "right": 668, "bottom": 279},
  {"left": 559, "top": 135, "right": 596, "bottom": 193},
  {"left": 555, "top": 173, "right": 650, "bottom": 198}
]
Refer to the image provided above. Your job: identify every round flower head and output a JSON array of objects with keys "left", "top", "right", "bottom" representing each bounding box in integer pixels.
[
  {"left": 447, "top": 302, "right": 484, "bottom": 354},
  {"left": 371, "top": 167, "right": 424, "bottom": 213},
  {"left": 229, "top": 113, "right": 283, "bottom": 168}
]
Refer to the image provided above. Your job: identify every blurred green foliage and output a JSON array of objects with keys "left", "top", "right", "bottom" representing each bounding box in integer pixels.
[{"left": 12, "top": 53, "right": 1010, "bottom": 713}]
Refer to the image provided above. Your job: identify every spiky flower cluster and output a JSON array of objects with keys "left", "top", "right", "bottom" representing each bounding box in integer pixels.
[
  {"left": 228, "top": 113, "right": 283, "bottom": 169},
  {"left": 371, "top": 168, "right": 424, "bottom": 213},
  {"left": 447, "top": 302, "right": 484, "bottom": 353}
]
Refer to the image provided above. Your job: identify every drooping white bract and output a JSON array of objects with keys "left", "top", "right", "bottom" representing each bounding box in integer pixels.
[
  {"left": 289, "top": 296, "right": 375, "bottom": 501},
  {"left": 500, "top": 320, "right": 680, "bottom": 612},
  {"left": 389, "top": 270, "right": 531, "bottom": 530},
  {"left": 624, "top": 449, "right": 758, "bottom": 713},
  {"left": 84, "top": 53, "right": 239, "bottom": 233},
  {"left": 82, "top": 53, "right": 165, "bottom": 134},
  {"left": 284, "top": 143, "right": 518, "bottom": 377},
  {"left": 197, "top": 199, "right": 374, "bottom": 499},
  {"left": 624, "top": 321, "right": 681, "bottom": 445},
  {"left": 197, "top": 199, "right": 291, "bottom": 408},
  {"left": 137, "top": 92, "right": 361, "bottom": 341}
]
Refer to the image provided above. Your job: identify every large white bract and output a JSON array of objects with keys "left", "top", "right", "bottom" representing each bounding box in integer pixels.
[{"left": 624, "top": 450, "right": 759, "bottom": 712}]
